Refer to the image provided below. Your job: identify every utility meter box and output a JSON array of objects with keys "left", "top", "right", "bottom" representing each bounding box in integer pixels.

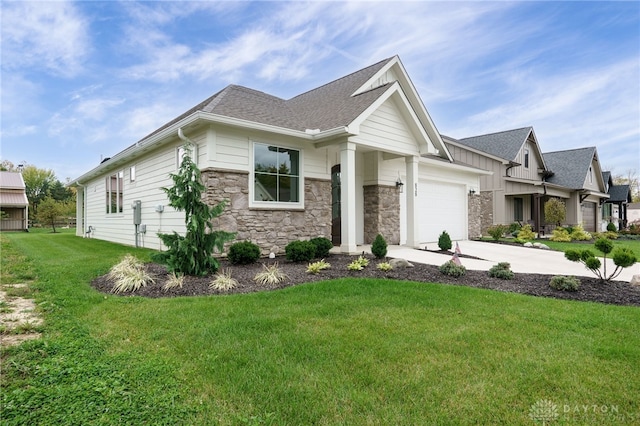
[{"left": 133, "top": 200, "right": 142, "bottom": 225}]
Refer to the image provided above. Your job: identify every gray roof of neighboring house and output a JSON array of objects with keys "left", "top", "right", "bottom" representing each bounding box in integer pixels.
[
  {"left": 0, "top": 171, "right": 28, "bottom": 207},
  {"left": 607, "top": 184, "right": 631, "bottom": 203},
  {"left": 0, "top": 171, "right": 26, "bottom": 190},
  {"left": 454, "top": 127, "right": 533, "bottom": 162},
  {"left": 142, "top": 57, "right": 395, "bottom": 141},
  {"left": 602, "top": 171, "right": 612, "bottom": 185},
  {"left": 543, "top": 147, "right": 597, "bottom": 190}
]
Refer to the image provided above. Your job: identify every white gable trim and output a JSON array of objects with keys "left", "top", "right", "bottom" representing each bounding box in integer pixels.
[
  {"left": 346, "top": 82, "right": 436, "bottom": 156},
  {"left": 352, "top": 56, "right": 453, "bottom": 162}
]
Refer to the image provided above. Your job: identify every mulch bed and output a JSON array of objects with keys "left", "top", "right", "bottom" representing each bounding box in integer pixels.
[{"left": 91, "top": 252, "right": 640, "bottom": 307}]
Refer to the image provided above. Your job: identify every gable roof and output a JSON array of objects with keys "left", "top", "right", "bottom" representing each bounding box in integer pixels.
[
  {"left": 543, "top": 146, "right": 601, "bottom": 190},
  {"left": 76, "top": 56, "right": 458, "bottom": 182},
  {"left": 454, "top": 127, "right": 535, "bottom": 163},
  {"left": 0, "top": 171, "right": 29, "bottom": 207},
  {"left": 607, "top": 184, "right": 631, "bottom": 203},
  {"left": 143, "top": 57, "right": 395, "bottom": 141}
]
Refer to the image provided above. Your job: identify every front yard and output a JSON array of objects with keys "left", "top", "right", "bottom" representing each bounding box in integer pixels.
[{"left": 1, "top": 230, "right": 639, "bottom": 425}]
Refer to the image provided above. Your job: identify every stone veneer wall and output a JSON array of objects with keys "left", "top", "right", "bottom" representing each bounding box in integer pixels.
[
  {"left": 467, "top": 193, "right": 482, "bottom": 239},
  {"left": 479, "top": 190, "right": 494, "bottom": 237},
  {"left": 363, "top": 184, "right": 400, "bottom": 244},
  {"left": 201, "top": 169, "right": 332, "bottom": 255}
]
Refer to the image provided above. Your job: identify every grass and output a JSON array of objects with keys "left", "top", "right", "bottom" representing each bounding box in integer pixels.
[
  {"left": 543, "top": 238, "right": 640, "bottom": 259},
  {"left": 1, "top": 230, "right": 640, "bottom": 424}
]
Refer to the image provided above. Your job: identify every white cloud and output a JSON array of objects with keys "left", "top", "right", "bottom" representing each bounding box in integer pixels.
[{"left": 0, "top": 0, "right": 90, "bottom": 77}]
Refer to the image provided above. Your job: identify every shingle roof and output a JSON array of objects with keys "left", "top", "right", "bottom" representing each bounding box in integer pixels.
[
  {"left": 543, "top": 147, "right": 597, "bottom": 190},
  {"left": 454, "top": 127, "right": 533, "bottom": 162},
  {"left": 607, "top": 184, "right": 631, "bottom": 203},
  {"left": 141, "top": 57, "right": 395, "bottom": 141},
  {"left": 602, "top": 171, "right": 612, "bottom": 185}
]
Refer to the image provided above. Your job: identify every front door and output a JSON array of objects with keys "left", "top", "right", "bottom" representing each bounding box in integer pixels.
[{"left": 331, "top": 164, "right": 341, "bottom": 245}]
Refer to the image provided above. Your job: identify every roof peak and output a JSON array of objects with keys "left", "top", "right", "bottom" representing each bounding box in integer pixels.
[{"left": 459, "top": 126, "right": 532, "bottom": 141}]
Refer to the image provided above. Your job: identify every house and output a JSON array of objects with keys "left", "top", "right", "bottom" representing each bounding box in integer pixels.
[
  {"left": 0, "top": 171, "right": 29, "bottom": 231},
  {"left": 628, "top": 202, "right": 640, "bottom": 225},
  {"left": 74, "top": 56, "right": 486, "bottom": 254},
  {"left": 542, "top": 147, "right": 609, "bottom": 232},
  {"left": 445, "top": 128, "right": 609, "bottom": 234},
  {"left": 602, "top": 171, "right": 632, "bottom": 230}
]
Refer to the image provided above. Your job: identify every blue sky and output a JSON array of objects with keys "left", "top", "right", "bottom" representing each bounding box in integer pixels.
[{"left": 1, "top": 1, "right": 639, "bottom": 182}]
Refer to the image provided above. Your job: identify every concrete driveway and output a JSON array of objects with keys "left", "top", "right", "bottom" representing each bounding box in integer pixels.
[{"left": 380, "top": 240, "right": 640, "bottom": 282}]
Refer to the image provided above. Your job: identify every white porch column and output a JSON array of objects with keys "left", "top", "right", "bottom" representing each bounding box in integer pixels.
[
  {"left": 340, "top": 142, "right": 358, "bottom": 253},
  {"left": 405, "top": 155, "right": 420, "bottom": 247},
  {"left": 75, "top": 186, "right": 84, "bottom": 237}
]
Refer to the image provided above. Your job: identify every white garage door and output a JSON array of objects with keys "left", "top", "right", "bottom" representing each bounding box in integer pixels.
[{"left": 419, "top": 180, "right": 466, "bottom": 242}]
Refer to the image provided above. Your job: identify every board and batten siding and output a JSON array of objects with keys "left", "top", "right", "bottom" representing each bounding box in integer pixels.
[
  {"left": 446, "top": 144, "right": 503, "bottom": 190},
  {"left": 509, "top": 139, "right": 543, "bottom": 181}
]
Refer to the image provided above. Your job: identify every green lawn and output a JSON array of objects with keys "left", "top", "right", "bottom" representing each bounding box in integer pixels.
[
  {"left": 543, "top": 238, "right": 640, "bottom": 259},
  {"left": 2, "top": 231, "right": 639, "bottom": 425}
]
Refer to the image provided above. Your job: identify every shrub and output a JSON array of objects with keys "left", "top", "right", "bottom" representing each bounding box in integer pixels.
[
  {"left": 565, "top": 237, "right": 637, "bottom": 281},
  {"left": 310, "top": 237, "right": 333, "bottom": 258},
  {"left": 517, "top": 224, "right": 536, "bottom": 241},
  {"left": 570, "top": 224, "right": 592, "bottom": 241},
  {"left": 549, "top": 275, "right": 580, "bottom": 292},
  {"left": 487, "top": 224, "right": 508, "bottom": 241},
  {"left": 550, "top": 227, "right": 572, "bottom": 242},
  {"left": 377, "top": 262, "right": 393, "bottom": 272},
  {"left": 210, "top": 269, "right": 238, "bottom": 291},
  {"left": 508, "top": 222, "right": 522, "bottom": 236},
  {"left": 371, "top": 234, "right": 388, "bottom": 258},
  {"left": 162, "top": 272, "right": 184, "bottom": 291},
  {"left": 592, "top": 231, "right": 618, "bottom": 240},
  {"left": 606, "top": 222, "right": 617, "bottom": 232},
  {"left": 285, "top": 240, "right": 316, "bottom": 262},
  {"left": 347, "top": 256, "right": 369, "bottom": 271},
  {"left": 488, "top": 262, "right": 514, "bottom": 280},
  {"left": 439, "top": 260, "right": 466, "bottom": 277},
  {"left": 254, "top": 263, "right": 287, "bottom": 285},
  {"left": 227, "top": 241, "right": 261, "bottom": 265},
  {"left": 306, "top": 259, "right": 331, "bottom": 274},
  {"left": 109, "top": 255, "right": 155, "bottom": 294},
  {"left": 513, "top": 238, "right": 527, "bottom": 244},
  {"left": 438, "top": 231, "right": 452, "bottom": 251}
]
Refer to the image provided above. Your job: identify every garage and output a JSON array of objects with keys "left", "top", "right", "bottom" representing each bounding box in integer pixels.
[
  {"left": 581, "top": 202, "right": 597, "bottom": 232},
  {"left": 419, "top": 180, "right": 467, "bottom": 242},
  {"left": 401, "top": 179, "right": 467, "bottom": 244}
]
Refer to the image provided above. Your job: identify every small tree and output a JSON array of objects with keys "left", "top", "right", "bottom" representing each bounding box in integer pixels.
[
  {"left": 36, "top": 196, "right": 64, "bottom": 232},
  {"left": 565, "top": 238, "right": 637, "bottom": 282},
  {"left": 544, "top": 198, "right": 566, "bottom": 226},
  {"left": 438, "top": 230, "right": 452, "bottom": 251},
  {"left": 371, "top": 234, "right": 387, "bottom": 258},
  {"left": 154, "top": 143, "right": 235, "bottom": 276}
]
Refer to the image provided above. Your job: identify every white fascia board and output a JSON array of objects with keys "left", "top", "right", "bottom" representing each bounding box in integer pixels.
[{"left": 420, "top": 156, "right": 493, "bottom": 176}]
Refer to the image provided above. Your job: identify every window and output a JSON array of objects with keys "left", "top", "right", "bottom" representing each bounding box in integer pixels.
[
  {"left": 514, "top": 197, "right": 523, "bottom": 221},
  {"left": 524, "top": 149, "right": 529, "bottom": 169},
  {"left": 130, "top": 165, "right": 136, "bottom": 182},
  {"left": 106, "top": 171, "right": 124, "bottom": 214},
  {"left": 588, "top": 166, "right": 593, "bottom": 183},
  {"left": 253, "top": 143, "right": 300, "bottom": 204},
  {"left": 177, "top": 145, "right": 197, "bottom": 169}
]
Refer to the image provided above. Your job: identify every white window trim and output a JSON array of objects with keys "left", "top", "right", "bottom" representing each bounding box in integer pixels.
[
  {"left": 249, "top": 140, "right": 304, "bottom": 210},
  {"left": 523, "top": 148, "right": 530, "bottom": 169}
]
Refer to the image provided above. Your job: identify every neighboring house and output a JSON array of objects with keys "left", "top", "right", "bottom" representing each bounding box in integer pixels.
[
  {"left": 445, "top": 128, "right": 609, "bottom": 234},
  {"left": 444, "top": 127, "right": 567, "bottom": 234},
  {"left": 628, "top": 202, "right": 640, "bottom": 225},
  {"left": 542, "top": 147, "right": 609, "bottom": 232},
  {"left": 0, "top": 171, "right": 29, "bottom": 231},
  {"left": 601, "top": 171, "right": 632, "bottom": 230},
  {"left": 74, "top": 56, "right": 486, "bottom": 254}
]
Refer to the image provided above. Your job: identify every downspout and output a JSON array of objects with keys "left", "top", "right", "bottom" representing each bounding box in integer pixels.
[{"left": 178, "top": 127, "right": 194, "bottom": 145}]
